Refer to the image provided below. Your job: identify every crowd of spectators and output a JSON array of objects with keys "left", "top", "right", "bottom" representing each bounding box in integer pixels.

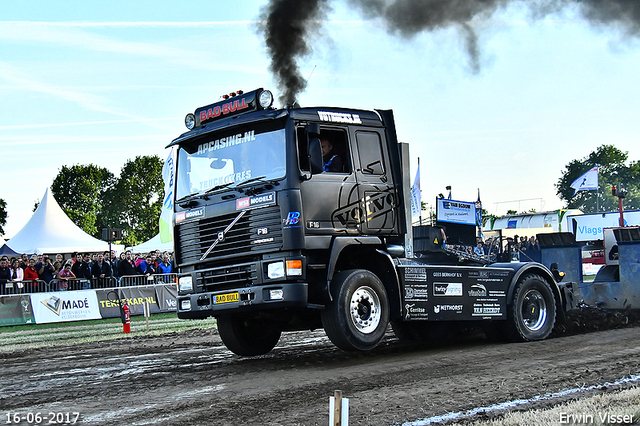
[
  {"left": 449, "top": 235, "right": 541, "bottom": 260},
  {"left": 0, "top": 249, "right": 175, "bottom": 294}
]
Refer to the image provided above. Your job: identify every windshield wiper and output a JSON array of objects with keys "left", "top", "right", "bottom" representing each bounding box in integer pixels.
[
  {"left": 230, "top": 175, "right": 281, "bottom": 190},
  {"left": 176, "top": 182, "right": 235, "bottom": 207},
  {"left": 199, "top": 181, "right": 235, "bottom": 198},
  {"left": 176, "top": 193, "right": 200, "bottom": 207}
]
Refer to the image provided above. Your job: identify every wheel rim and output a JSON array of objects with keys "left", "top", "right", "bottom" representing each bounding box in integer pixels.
[
  {"left": 349, "top": 286, "right": 381, "bottom": 334},
  {"left": 521, "top": 289, "right": 548, "bottom": 332}
]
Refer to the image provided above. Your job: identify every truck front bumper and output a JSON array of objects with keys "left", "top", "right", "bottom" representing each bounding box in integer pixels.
[{"left": 177, "top": 282, "right": 309, "bottom": 319}]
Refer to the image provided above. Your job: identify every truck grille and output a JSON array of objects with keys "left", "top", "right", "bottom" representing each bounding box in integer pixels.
[
  {"left": 196, "top": 262, "right": 258, "bottom": 292},
  {"left": 176, "top": 206, "right": 283, "bottom": 265}
]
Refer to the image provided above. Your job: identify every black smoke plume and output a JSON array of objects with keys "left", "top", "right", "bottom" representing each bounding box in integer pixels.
[
  {"left": 258, "top": 0, "right": 330, "bottom": 106},
  {"left": 260, "top": 0, "right": 640, "bottom": 104}
]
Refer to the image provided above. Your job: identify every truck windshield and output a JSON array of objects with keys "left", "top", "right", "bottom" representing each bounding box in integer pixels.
[{"left": 176, "top": 123, "right": 286, "bottom": 201}]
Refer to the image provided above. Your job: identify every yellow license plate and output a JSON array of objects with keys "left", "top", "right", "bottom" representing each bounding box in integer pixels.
[{"left": 215, "top": 292, "right": 239, "bottom": 304}]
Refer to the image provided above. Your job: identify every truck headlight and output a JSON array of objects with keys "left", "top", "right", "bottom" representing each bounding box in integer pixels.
[
  {"left": 267, "top": 261, "right": 285, "bottom": 279},
  {"left": 269, "top": 289, "right": 284, "bottom": 300},
  {"left": 178, "top": 276, "right": 193, "bottom": 292},
  {"left": 185, "top": 113, "right": 195, "bottom": 130},
  {"left": 258, "top": 90, "right": 274, "bottom": 109}
]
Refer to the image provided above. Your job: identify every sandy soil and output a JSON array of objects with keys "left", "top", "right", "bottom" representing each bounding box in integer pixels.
[{"left": 1, "top": 311, "right": 640, "bottom": 426}]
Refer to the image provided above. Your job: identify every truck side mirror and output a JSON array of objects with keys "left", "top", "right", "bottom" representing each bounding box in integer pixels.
[
  {"left": 308, "top": 138, "right": 323, "bottom": 174},
  {"left": 306, "top": 123, "right": 323, "bottom": 174}
]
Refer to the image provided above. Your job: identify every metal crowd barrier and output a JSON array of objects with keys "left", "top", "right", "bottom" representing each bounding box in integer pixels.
[
  {"left": 118, "top": 274, "right": 177, "bottom": 287},
  {"left": 1, "top": 279, "right": 49, "bottom": 295},
  {"left": 1, "top": 274, "right": 177, "bottom": 295}
]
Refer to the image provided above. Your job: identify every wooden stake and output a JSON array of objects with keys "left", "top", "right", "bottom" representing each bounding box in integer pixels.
[
  {"left": 334, "top": 390, "right": 342, "bottom": 426},
  {"left": 144, "top": 300, "right": 150, "bottom": 332}
]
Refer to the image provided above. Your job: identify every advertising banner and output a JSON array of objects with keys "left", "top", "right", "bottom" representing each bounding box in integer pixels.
[
  {"left": 399, "top": 265, "right": 511, "bottom": 321},
  {"left": 436, "top": 199, "right": 477, "bottom": 225},
  {"left": 568, "top": 210, "right": 640, "bottom": 241},
  {"left": 0, "top": 295, "right": 35, "bottom": 326},
  {"left": 31, "top": 290, "right": 101, "bottom": 324},
  {"left": 96, "top": 286, "right": 161, "bottom": 318},
  {"left": 156, "top": 283, "right": 178, "bottom": 312}
]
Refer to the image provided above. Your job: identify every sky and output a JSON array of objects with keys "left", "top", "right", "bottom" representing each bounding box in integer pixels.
[{"left": 1, "top": 0, "right": 640, "bottom": 239}]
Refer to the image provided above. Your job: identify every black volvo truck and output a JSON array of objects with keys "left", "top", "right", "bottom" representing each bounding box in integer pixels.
[{"left": 171, "top": 88, "right": 567, "bottom": 355}]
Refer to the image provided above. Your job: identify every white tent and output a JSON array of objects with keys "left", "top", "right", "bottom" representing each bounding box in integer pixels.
[
  {"left": 129, "top": 233, "right": 173, "bottom": 254},
  {"left": 6, "top": 188, "right": 121, "bottom": 254}
]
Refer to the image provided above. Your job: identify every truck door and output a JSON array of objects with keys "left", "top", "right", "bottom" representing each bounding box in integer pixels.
[
  {"left": 299, "top": 126, "right": 358, "bottom": 234},
  {"left": 353, "top": 129, "right": 398, "bottom": 235}
]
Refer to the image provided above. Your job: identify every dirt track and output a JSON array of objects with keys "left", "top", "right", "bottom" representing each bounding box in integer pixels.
[{"left": 2, "top": 315, "right": 640, "bottom": 426}]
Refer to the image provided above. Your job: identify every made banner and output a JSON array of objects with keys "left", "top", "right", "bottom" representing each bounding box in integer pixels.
[
  {"left": 30, "top": 290, "right": 102, "bottom": 324},
  {"left": 0, "top": 295, "right": 35, "bottom": 326}
]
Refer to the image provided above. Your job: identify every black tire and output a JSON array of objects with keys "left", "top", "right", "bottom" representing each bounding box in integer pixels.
[
  {"left": 321, "top": 269, "right": 390, "bottom": 351},
  {"left": 505, "top": 273, "right": 556, "bottom": 342},
  {"left": 217, "top": 315, "right": 282, "bottom": 356}
]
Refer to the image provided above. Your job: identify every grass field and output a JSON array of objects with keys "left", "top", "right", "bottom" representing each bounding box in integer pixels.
[
  {"left": 0, "top": 313, "right": 217, "bottom": 353},
  {"left": 459, "top": 387, "right": 640, "bottom": 426}
]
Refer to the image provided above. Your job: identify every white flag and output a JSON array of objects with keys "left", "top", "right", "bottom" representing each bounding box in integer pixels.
[
  {"left": 570, "top": 166, "right": 599, "bottom": 196},
  {"left": 159, "top": 147, "right": 176, "bottom": 243},
  {"left": 410, "top": 165, "right": 421, "bottom": 218}
]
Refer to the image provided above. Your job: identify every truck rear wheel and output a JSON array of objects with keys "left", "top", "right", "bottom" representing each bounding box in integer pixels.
[
  {"left": 321, "top": 269, "right": 390, "bottom": 351},
  {"left": 217, "top": 315, "right": 282, "bottom": 356},
  {"left": 505, "top": 273, "right": 556, "bottom": 342}
]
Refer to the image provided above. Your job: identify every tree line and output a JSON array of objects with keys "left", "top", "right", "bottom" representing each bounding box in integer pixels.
[
  {"left": 48, "top": 155, "right": 164, "bottom": 246},
  {"left": 0, "top": 146, "right": 638, "bottom": 241},
  {"left": 555, "top": 145, "right": 640, "bottom": 214}
]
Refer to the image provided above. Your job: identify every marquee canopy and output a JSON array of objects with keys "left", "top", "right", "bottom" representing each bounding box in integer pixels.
[
  {"left": 5, "top": 188, "right": 119, "bottom": 255},
  {"left": 129, "top": 233, "right": 173, "bottom": 254}
]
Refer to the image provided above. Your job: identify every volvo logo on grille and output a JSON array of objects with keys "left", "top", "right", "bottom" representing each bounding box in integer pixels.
[{"left": 217, "top": 231, "right": 225, "bottom": 241}]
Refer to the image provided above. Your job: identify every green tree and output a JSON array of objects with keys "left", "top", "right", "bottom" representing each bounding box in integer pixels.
[
  {"left": 556, "top": 145, "right": 640, "bottom": 214},
  {"left": 0, "top": 198, "right": 7, "bottom": 236},
  {"left": 51, "top": 164, "right": 116, "bottom": 237},
  {"left": 106, "top": 155, "right": 164, "bottom": 246}
]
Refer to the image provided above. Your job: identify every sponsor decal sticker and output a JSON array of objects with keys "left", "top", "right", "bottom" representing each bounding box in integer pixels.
[
  {"left": 284, "top": 212, "right": 301, "bottom": 226},
  {"left": 468, "top": 284, "right": 488, "bottom": 297},
  {"left": 237, "top": 191, "right": 276, "bottom": 210},
  {"left": 433, "top": 282, "right": 463, "bottom": 296},
  {"left": 176, "top": 208, "right": 204, "bottom": 223},
  {"left": 404, "top": 284, "right": 429, "bottom": 300},
  {"left": 404, "top": 267, "right": 427, "bottom": 282},
  {"left": 434, "top": 304, "right": 463, "bottom": 314},
  {"left": 404, "top": 303, "right": 427, "bottom": 320},
  {"left": 318, "top": 111, "right": 362, "bottom": 124}
]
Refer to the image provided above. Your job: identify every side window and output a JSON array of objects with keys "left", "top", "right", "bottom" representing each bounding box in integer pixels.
[
  {"left": 356, "top": 131, "right": 385, "bottom": 175},
  {"left": 297, "top": 126, "right": 350, "bottom": 173},
  {"left": 320, "top": 128, "right": 349, "bottom": 173}
]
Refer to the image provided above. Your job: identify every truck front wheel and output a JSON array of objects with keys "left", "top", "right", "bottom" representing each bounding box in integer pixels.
[
  {"left": 505, "top": 273, "right": 556, "bottom": 342},
  {"left": 321, "top": 269, "right": 390, "bottom": 351},
  {"left": 217, "top": 315, "right": 282, "bottom": 356}
]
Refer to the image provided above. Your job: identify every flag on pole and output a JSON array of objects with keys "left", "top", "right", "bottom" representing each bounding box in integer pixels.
[
  {"left": 159, "top": 147, "right": 176, "bottom": 243},
  {"left": 410, "top": 164, "right": 421, "bottom": 218},
  {"left": 570, "top": 166, "right": 599, "bottom": 196},
  {"left": 475, "top": 188, "right": 483, "bottom": 230}
]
